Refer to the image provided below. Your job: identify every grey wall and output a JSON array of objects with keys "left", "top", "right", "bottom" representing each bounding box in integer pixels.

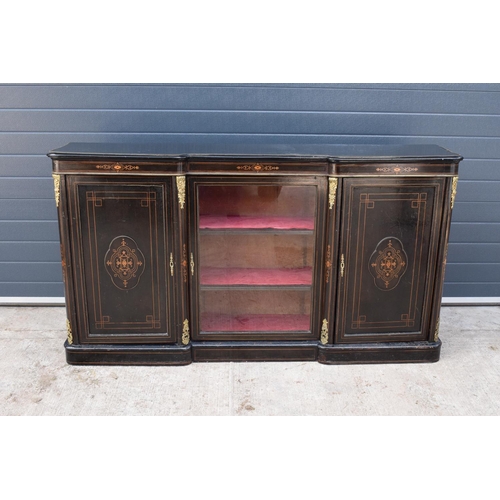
[{"left": 0, "top": 83, "right": 499, "bottom": 298}]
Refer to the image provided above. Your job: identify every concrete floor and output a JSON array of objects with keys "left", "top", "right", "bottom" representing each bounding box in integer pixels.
[{"left": 0, "top": 306, "right": 499, "bottom": 416}]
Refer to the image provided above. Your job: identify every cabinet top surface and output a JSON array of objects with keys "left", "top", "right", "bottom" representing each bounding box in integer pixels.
[{"left": 48, "top": 141, "right": 462, "bottom": 162}]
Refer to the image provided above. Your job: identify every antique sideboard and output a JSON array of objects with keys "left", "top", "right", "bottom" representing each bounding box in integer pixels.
[{"left": 48, "top": 142, "right": 462, "bottom": 365}]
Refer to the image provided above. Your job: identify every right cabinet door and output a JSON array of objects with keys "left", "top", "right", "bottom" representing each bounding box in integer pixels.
[{"left": 335, "top": 177, "right": 446, "bottom": 343}]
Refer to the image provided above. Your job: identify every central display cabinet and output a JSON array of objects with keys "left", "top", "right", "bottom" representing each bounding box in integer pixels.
[
  {"left": 49, "top": 143, "right": 462, "bottom": 365},
  {"left": 188, "top": 175, "right": 326, "bottom": 342}
]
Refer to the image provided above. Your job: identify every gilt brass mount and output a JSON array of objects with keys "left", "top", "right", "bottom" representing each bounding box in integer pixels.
[
  {"left": 434, "top": 317, "right": 440, "bottom": 342},
  {"left": 450, "top": 176, "right": 459, "bottom": 209},
  {"left": 176, "top": 176, "right": 186, "bottom": 209},
  {"left": 66, "top": 318, "right": 73, "bottom": 345},
  {"left": 182, "top": 319, "right": 190, "bottom": 345},
  {"left": 328, "top": 177, "right": 338, "bottom": 209},
  {"left": 52, "top": 174, "right": 61, "bottom": 207},
  {"left": 320, "top": 319, "right": 329, "bottom": 345}
]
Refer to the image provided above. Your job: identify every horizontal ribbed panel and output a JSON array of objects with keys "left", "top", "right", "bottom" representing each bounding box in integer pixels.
[{"left": 0, "top": 83, "right": 498, "bottom": 297}]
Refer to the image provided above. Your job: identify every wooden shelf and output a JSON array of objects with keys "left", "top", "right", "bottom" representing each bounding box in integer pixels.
[
  {"left": 200, "top": 313, "right": 311, "bottom": 332},
  {"left": 200, "top": 267, "right": 313, "bottom": 287},
  {"left": 199, "top": 215, "right": 314, "bottom": 231}
]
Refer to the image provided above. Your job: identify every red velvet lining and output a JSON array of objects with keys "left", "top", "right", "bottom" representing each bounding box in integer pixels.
[
  {"left": 201, "top": 267, "right": 313, "bottom": 286},
  {"left": 200, "top": 314, "right": 311, "bottom": 332},
  {"left": 199, "top": 215, "right": 314, "bottom": 230}
]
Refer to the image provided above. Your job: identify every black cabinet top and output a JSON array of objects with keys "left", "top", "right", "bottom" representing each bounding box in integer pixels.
[{"left": 48, "top": 141, "right": 463, "bottom": 162}]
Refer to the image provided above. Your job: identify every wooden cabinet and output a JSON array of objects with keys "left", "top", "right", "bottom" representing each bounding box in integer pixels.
[{"left": 49, "top": 143, "right": 461, "bottom": 365}]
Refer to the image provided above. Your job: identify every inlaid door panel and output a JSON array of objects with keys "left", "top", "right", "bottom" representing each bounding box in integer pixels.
[
  {"left": 335, "top": 178, "right": 445, "bottom": 343},
  {"left": 68, "top": 176, "right": 176, "bottom": 343}
]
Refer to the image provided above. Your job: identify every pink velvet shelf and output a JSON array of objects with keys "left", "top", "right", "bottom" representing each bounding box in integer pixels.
[
  {"left": 200, "top": 267, "right": 313, "bottom": 286},
  {"left": 200, "top": 314, "right": 311, "bottom": 332},
  {"left": 199, "top": 215, "right": 314, "bottom": 231}
]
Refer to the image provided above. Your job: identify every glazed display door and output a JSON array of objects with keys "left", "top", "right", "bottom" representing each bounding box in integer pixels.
[
  {"left": 335, "top": 177, "right": 446, "bottom": 343},
  {"left": 189, "top": 176, "right": 327, "bottom": 341},
  {"left": 67, "top": 176, "right": 177, "bottom": 344}
]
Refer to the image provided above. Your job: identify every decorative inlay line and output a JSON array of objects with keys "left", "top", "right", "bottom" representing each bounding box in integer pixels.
[
  {"left": 176, "top": 176, "right": 186, "bottom": 209},
  {"left": 375, "top": 165, "right": 419, "bottom": 174},
  {"left": 182, "top": 245, "right": 188, "bottom": 283},
  {"left": 60, "top": 243, "right": 66, "bottom": 283},
  {"left": 325, "top": 245, "right": 332, "bottom": 283},
  {"left": 328, "top": 177, "right": 338, "bottom": 209},
  {"left": 320, "top": 319, "right": 329, "bottom": 345},
  {"left": 95, "top": 163, "right": 139, "bottom": 171},
  {"left": 104, "top": 236, "right": 145, "bottom": 290},
  {"left": 369, "top": 237, "right": 407, "bottom": 291},
  {"left": 236, "top": 164, "right": 279, "bottom": 171}
]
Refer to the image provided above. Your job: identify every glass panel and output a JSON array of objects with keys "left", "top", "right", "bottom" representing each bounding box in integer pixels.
[
  {"left": 200, "top": 289, "right": 311, "bottom": 332},
  {"left": 197, "top": 184, "right": 317, "bottom": 334},
  {"left": 198, "top": 185, "right": 316, "bottom": 230}
]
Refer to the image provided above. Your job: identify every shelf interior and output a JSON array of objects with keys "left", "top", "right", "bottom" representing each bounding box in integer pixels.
[
  {"left": 199, "top": 215, "right": 315, "bottom": 231},
  {"left": 200, "top": 313, "right": 311, "bottom": 332},
  {"left": 197, "top": 183, "right": 317, "bottom": 335},
  {"left": 200, "top": 267, "right": 313, "bottom": 286}
]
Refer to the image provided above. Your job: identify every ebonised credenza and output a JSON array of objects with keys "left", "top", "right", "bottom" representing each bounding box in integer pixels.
[{"left": 48, "top": 142, "right": 462, "bottom": 365}]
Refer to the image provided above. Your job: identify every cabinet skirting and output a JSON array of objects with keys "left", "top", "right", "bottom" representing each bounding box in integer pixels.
[
  {"left": 64, "top": 339, "right": 441, "bottom": 365},
  {"left": 64, "top": 341, "right": 192, "bottom": 365}
]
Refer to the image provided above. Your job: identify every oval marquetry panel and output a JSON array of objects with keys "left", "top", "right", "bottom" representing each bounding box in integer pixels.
[
  {"left": 105, "top": 235, "right": 145, "bottom": 290},
  {"left": 368, "top": 237, "right": 407, "bottom": 291}
]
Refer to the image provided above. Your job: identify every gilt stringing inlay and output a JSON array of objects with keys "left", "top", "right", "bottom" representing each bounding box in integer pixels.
[
  {"left": 105, "top": 236, "right": 145, "bottom": 290},
  {"left": 368, "top": 237, "right": 407, "bottom": 291}
]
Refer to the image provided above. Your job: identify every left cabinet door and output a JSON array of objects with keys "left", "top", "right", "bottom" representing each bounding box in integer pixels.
[{"left": 66, "top": 176, "right": 177, "bottom": 343}]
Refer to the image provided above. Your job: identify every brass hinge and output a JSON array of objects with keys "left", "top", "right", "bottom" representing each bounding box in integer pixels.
[
  {"left": 66, "top": 318, "right": 73, "bottom": 345},
  {"left": 340, "top": 254, "right": 345, "bottom": 277},
  {"left": 182, "top": 319, "right": 190, "bottom": 345},
  {"left": 52, "top": 174, "right": 61, "bottom": 208},
  {"left": 328, "top": 177, "right": 338, "bottom": 209},
  {"left": 434, "top": 317, "right": 440, "bottom": 342},
  {"left": 190, "top": 253, "right": 195, "bottom": 276},
  {"left": 320, "top": 319, "right": 329, "bottom": 345},
  {"left": 169, "top": 252, "right": 174, "bottom": 276},
  {"left": 176, "top": 176, "right": 186, "bottom": 209},
  {"left": 450, "top": 176, "right": 459, "bottom": 209}
]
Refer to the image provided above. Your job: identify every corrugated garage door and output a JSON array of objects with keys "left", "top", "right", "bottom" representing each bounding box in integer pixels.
[{"left": 0, "top": 83, "right": 499, "bottom": 299}]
